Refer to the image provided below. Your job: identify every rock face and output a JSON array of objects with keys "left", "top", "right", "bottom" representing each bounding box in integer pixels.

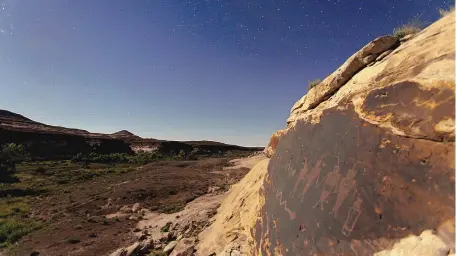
[
  {"left": 255, "top": 11, "right": 455, "bottom": 256},
  {"left": 170, "top": 238, "right": 196, "bottom": 256},
  {"left": 287, "top": 35, "right": 398, "bottom": 127},
  {"left": 195, "top": 158, "right": 269, "bottom": 255}
]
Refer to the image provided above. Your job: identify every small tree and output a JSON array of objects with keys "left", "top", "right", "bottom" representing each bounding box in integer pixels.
[
  {"left": 177, "top": 150, "right": 186, "bottom": 159},
  {"left": 0, "top": 145, "right": 19, "bottom": 182},
  {"left": 2, "top": 143, "right": 27, "bottom": 163}
]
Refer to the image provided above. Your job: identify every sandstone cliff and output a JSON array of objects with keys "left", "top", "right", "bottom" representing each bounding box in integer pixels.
[{"left": 198, "top": 11, "right": 455, "bottom": 256}]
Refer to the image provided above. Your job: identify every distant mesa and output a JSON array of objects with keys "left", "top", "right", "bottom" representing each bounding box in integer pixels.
[
  {"left": 111, "top": 130, "right": 137, "bottom": 137},
  {"left": 0, "top": 109, "right": 35, "bottom": 123},
  {"left": 0, "top": 109, "right": 263, "bottom": 160}
]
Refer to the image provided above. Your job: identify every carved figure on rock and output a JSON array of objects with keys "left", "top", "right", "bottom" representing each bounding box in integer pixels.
[
  {"left": 330, "top": 164, "right": 360, "bottom": 218},
  {"left": 313, "top": 156, "right": 342, "bottom": 210}
]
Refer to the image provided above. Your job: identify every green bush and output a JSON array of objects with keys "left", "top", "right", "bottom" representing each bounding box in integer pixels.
[
  {"left": 308, "top": 79, "right": 321, "bottom": 90},
  {"left": 160, "top": 222, "right": 172, "bottom": 233},
  {"left": 71, "top": 152, "right": 130, "bottom": 164},
  {"left": 71, "top": 151, "right": 165, "bottom": 165},
  {"left": 0, "top": 219, "right": 41, "bottom": 247},
  {"left": 0, "top": 144, "right": 22, "bottom": 182}
]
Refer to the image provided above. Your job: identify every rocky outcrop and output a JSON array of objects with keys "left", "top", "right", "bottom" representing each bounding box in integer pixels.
[
  {"left": 288, "top": 36, "right": 398, "bottom": 125},
  {"left": 266, "top": 11, "right": 455, "bottom": 158},
  {"left": 263, "top": 129, "right": 288, "bottom": 158},
  {"left": 256, "top": 11, "right": 455, "bottom": 256}
]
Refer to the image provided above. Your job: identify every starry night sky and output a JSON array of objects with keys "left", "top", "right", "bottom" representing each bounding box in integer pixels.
[{"left": 0, "top": 0, "right": 452, "bottom": 146}]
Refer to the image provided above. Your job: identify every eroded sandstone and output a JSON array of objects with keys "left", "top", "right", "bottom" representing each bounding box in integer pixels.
[{"left": 256, "top": 10, "right": 455, "bottom": 256}]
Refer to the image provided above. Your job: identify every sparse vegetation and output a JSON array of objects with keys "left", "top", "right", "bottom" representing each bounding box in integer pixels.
[
  {"left": 439, "top": 5, "right": 455, "bottom": 17},
  {"left": 70, "top": 151, "right": 190, "bottom": 165},
  {"left": 308, "top": 79, "right": 321, "bottom": 90},
  {"left": 393, "top": 16, "right": 425, "bottom": 39},
  {"left": 0, "top": 143, "right": 28, "bottom": 183},
  {"left": 160, "top": 222, "right": 172, "bottom": 233},
  {"left": 0, "top": 138, "right": 256, "bottom": 253},
  {"left": 0, "top": 218, "right": 41, "bottom": 247}
]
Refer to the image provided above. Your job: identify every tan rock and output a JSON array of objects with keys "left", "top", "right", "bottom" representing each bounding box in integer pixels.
[
  {"left": 124, "top": 242, "right": 140, "bottom": 256},
  {"left": 195, "top": 159, "right": 269, "bottom": 255},
  {"left": 170, "top": 237, "right": 196, "bottom": 256},
  {"left": 109, "top": 248, "right": 127, "bottom": 256},
  {"left": 399, "top": 33, "right": 415, "bottom": 42},
  {"left": 255, "top": 11, "right": 455, "bottom": 256},
  {"left": 375, "top": 49, "right": 393, "bottom": 62},
  {"left": 285, "top": 11, "right": 454, "bottom": 135},
  {"left": 374, "top": 229, "right": 452, "bottom": 256},
  {"left": 131, "top": 203, "right": 141, "bottom": 213},
  {"left": 264, "top": 129, "right": 288, "bottom": 157},
  {"left": 164, "top": 241, "right": 178, "bottom": 254},
  {"left": 288, "top": 35, "right": 397, "bottom": 122}
]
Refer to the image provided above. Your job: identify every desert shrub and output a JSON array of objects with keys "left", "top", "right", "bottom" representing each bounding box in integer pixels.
[
  {"left": 0, "top": 200, "right": 30, "bottom": 218},
  {"left": 176, "top": 150, "right": 186, "bottom": 159},
  {"left": 439, "top": 5, "right": 455, "bottom": 17},
  {"left": 71, "top": 151, "right": 167, "bottom": 166},
  {"left": 0, "top": 160, "right": 16, "bottom": 183},
  {"left": 393, "top": 17, "right": 424, "bottom": 39},
  {"left": 34, "top": 166, "right": 46, "bottom": 174},
  {"left": 308, "top": 79, "right": 321, "bottom": 90},
  {"left": 2, "top": 144, "right": 26, "bottom": 160},
  {"left": 0, "top": 146, "right": 19, "bottom": 183},
  {"left": 71, "top": 152, "right": 130, "bottom": 164},
  {"left": 0, "top": 218, "right": 41, "bottom": 247},
  {"left": 160, "top": 222, "right": 172, "bottom": 232},
  {"left": 130, "top": 151, "right": 163, "bottom": 165}
]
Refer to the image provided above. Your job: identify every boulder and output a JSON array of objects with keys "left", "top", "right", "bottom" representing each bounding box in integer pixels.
[
  {"left": 109, "top": 248, "right": 127, "bottom": 256},
  {"left": 124, "top": 242, "right": 140, "bottom": 256},
  {"left": 170, "top": 238, "right": 196, "bottom": 256},
  {"left": 120, "top": 205, "right": 131, "bottom": 214},
  {"left": 375, "top": 49, "right": 393, "bottom": 62},
  {"left": 288, "top": 35, "right": 398, "bottom": 124},
  {"left": 263, "top": 129, "right": 288, "bottom": 157},
  {"left": 131, "top": 203, "right": 141, "bottom": 213},
  {"left": 164, "top": 241, "right": 178, "bottom": 254},
  {"left": 256, "top": 10, "right": 455, "bottom": 256}
]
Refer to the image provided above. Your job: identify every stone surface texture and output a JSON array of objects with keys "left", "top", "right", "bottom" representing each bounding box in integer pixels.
[
  {"left": 195, "top": 159, "right": 270, "bottom": 255},
  {"left": 256, "top": 11, "right": 455, "bottom": 256}
]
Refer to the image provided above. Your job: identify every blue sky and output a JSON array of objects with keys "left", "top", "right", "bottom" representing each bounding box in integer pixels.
[{"left": 0, "top": 0, "right": 451, "bottom": 146}]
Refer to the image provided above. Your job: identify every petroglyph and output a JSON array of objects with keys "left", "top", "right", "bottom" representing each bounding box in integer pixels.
[
  {"left": 313, "top": 156, "right": 342, "bottom": 210},
  {"left": 256, "top": 106, "right": 454, "bottom": 255},
  {"left": 268, "top": 181, "right": 297, "bottom": 220},
  {"left": 300, "top": 154, "right": 327, "bottom": 201},
  {"left": 342, "top": 196, "right": 363, "bottom": 236},
  {"left": 330, "top": 165, "right": 360, "bottom": 218},
  {"left": 291, "top": 157, "right": 309, "bottom": 198}
]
